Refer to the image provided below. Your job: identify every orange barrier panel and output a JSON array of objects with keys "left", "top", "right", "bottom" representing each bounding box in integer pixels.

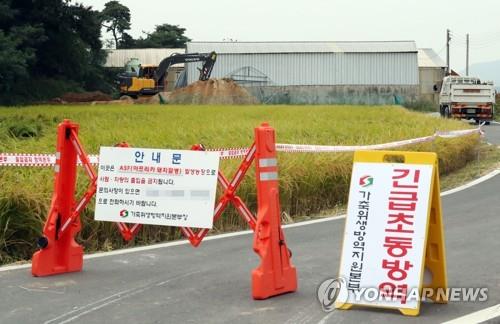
[
  {"left": 252, "top": 123, "right": 297, "bottom": 299},
  {"left": 32, "top": 120, "right": 85, "bottom": 276},
  {"left": 180, "top": 143, "right": 257, "bottom": 247}
]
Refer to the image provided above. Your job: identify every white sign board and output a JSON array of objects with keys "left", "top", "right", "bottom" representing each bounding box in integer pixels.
[
  {"left": 94, "top": 147, "right": 219, "bottom": 229},
  {"left": 337, "top": 162, "right": 433, "bottom": 310}
]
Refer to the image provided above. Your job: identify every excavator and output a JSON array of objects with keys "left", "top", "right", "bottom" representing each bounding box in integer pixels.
[{"left": 118, "top": 51, "right": 217, "bottom": 97}]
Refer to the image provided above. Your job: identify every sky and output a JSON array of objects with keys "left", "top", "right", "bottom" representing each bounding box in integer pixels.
[{"left": 81, "top": 0, "right": 500, "bottom": 72}]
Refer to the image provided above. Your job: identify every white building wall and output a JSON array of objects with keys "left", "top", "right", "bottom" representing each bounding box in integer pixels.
[
  {"left": 186, "top": 52, "right": 418, "bottom": 86},
  {"left": 104, "top": 48, "right": 185, "bottom": 67}
]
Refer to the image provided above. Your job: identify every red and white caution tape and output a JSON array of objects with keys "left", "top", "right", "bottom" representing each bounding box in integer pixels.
[
  {"left": 209, "top": 127, "right": 482, "bottom": 157},
  {"left": 435, "top": 128, "right": 484, "bottom": 138},
  {"left": 0, "top": 153, "right": 99, "bottom": 167},
  {"left": 206, "top": 147, "right": 250, "bottom": 160},
  {"left": 0, "top": 127, "right": 483, "bottom": 167},
  {"left": 276, "top": 128, "right": 482, "bottom": 153},
  {"left": 276, "top": 134, "right": 436, "bottom": 153}
]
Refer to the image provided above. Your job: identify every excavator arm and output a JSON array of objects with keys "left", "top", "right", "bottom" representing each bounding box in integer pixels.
[{"left": 154, "top": 51, "right": 217, "bottom": 83}]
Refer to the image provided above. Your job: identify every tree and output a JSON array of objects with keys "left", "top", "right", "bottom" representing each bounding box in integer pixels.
[
  {"left": 132, "top": 24, "right": 191, "bottom": 48},
  {"left": 0, "top": 0, "right": 46, "bottom": 91},
  {"left": 117, "top": 32, "right": 136, "bottom": 49},
  {"left": 101, "top": 1, "right": 131, "bottom": 49},
  {"left": 27, "top": 0, "right": 105, "bottom": 83},
  {"left": 0, "top": 0, "right": 109, "bottom": 103}
]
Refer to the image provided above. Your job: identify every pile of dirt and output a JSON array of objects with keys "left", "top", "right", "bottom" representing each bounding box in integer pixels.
[
  {"left": 60, "top": 91, "right": 112, "bottom": 103},
  {"left": 134, "top": 93, "right": 166, "bottom": 105},
  {"left": 168, "top": 79, "right": 259, "bottom": 104}
]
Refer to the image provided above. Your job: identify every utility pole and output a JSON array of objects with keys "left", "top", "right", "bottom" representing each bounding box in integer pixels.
[
  {"left": 446, "top": 29, "right": 451, "bottom": 75},
  {"left": 466, "top": 33, "right": 469, "bottom": 76}
]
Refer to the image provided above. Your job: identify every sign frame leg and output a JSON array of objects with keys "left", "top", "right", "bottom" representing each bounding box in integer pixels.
[{"left": 421, "top": 160, "right": 448, "bottom": 304}]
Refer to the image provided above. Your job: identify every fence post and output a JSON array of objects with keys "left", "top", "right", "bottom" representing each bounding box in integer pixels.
[
  {"left": 32, "top": 120, "right": 83, "bottom": 276},
  {"left": 252, "top": 122, "right": 297, "bottom": 299}
]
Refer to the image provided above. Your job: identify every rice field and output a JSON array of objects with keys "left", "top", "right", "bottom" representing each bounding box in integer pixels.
[{"left": 0, "top": 104, "right": 480, "bottom": 264}]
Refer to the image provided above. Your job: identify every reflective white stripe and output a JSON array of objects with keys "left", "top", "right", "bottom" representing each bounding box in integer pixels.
[
  {"left": 237, "top": 205, "right": 255, "bottom": 222},
  {"left": 214, "top": 202, "right": 223, "bottom": 215},
  {"left": 130, "top": 223, "right": 140, "bottom": 232},
  {"left": 180, "top": 227, "right": 189, "bottom": 236},
  {"left": 54, "top": 164, "right": 60, "bottom": 173},
  {"left": 75, "top": 198, "right": 86, "bottom": 213},
  {"left": 60, "top": 218, "right": 72, "bottom": 233},
  {"left": 55, "top": 152, "right": 61, "bottom": 160},
  {"left": 260, "top": 172, "right": 278, "bottom": 181},
  {"left": 259, "top": 158, "right": 277, "bottom": 167},
  {"left": 196, "top": 229, "right": 208, "bottom": 238},
  {"left": 218, "top": 178, "right": 228, "bottom": 189},
  {"left": 181, "top": 227, "right": 194, "bottom": 236},
  {"left": 231, "top": 170, "right": 243, "bottom": 187},
  {"left": 245, "top": 145, "right": 256, "bottom": 162},
  {"left": 238, "top": 206, "right": 251, "bottom": 222},
  {"left": 83, "top": 164, "right": 92, "bottom": 177}
]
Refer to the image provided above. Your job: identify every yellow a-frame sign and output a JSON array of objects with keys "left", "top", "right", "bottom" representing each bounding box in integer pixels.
[{"left": 336, "top": 150, "right": 447, "bottom": 316}]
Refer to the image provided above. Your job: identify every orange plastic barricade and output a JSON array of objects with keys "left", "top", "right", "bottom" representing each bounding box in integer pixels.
[
  {"left": 32, "top": 120, "right": 86, "bottom": 276},
  {"left": 32, "top": 120, "right": 298, "bottom": 300},
  {"left": 32, "top": 120, "right": 140, "bottom": 276},
  {"left": 251, "top": 123, "right": 297, "bottom": 299}
]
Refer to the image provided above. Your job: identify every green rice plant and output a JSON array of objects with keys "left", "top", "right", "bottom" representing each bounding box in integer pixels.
[{"left": 0, "top": 105, "right": 480, "bottom": 264}]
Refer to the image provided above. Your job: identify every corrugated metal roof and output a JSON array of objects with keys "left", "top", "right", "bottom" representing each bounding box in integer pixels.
[
  {"left": 104, "top": 48, "right": 186, "bottom": 67},
  {"left": 418, "top": 48, "right": 446, "bottom": 68},
  {"left": 187, "top": 41, "right": 417, "bottom": 54}
]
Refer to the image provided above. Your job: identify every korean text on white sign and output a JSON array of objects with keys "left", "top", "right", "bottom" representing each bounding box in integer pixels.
[
  {"left": 94, "top": 147, "right": 220, "bottom": 229},
  {"left": 338, "top": 162, "right": 433, "bottom": 310}
]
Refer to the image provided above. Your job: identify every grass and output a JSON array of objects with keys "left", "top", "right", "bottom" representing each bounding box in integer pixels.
[
  {"left": 440, "top": 141, "right": 500, "bottom": 190},
  {"left": 296, "top": 141, "right": 500, "bottom": 223},
  {"left": 402, "top": 99, "right": 436, "bottom": 112},
  {"left": 0, "top": 104, "right": 482, "bottom": 265}
]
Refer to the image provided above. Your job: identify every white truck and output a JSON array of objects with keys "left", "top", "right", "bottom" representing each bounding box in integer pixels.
[{"left": 439, "top": 76, "right": 496, "bottom": 123}]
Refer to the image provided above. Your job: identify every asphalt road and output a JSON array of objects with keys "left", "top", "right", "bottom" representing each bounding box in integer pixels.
[
  {"left": 0, "top": 123, "right": 498, "bottom": 324},
  {"left": 485, "top": 121, "right": 500, "bottom": 145}
]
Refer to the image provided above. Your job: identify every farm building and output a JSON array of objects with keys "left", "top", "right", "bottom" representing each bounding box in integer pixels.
[
  {"left": 417, "top": 48, "right": 447, "bottom": 105},
  {"left": 186, "top": 41, "right": 420, "bottom": 104},
  {"left": 104, "top": 48, "right": 185, "bottom": 91}
]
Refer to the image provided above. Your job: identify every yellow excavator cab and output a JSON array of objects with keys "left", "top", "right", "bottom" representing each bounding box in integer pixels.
[{"left": 119, "top": 77, "right": 156, "bottom": 96}]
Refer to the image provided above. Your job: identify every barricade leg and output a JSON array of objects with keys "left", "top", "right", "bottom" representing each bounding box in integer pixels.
[
  {"left": 32, "top": 120, "right": 83, "bottom": 276},
  {"left": 252, "top": 123, "right": 297, "bottom": 299}
]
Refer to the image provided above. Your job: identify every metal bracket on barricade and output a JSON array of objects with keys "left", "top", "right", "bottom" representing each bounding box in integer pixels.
[{"left": 32, "top": 120, "right": 140, "bottom": 276}]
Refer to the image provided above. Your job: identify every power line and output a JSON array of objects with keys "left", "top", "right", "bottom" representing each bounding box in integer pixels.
[{"left": 448, "top": 29, "right": 500, "bottom": 47}]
